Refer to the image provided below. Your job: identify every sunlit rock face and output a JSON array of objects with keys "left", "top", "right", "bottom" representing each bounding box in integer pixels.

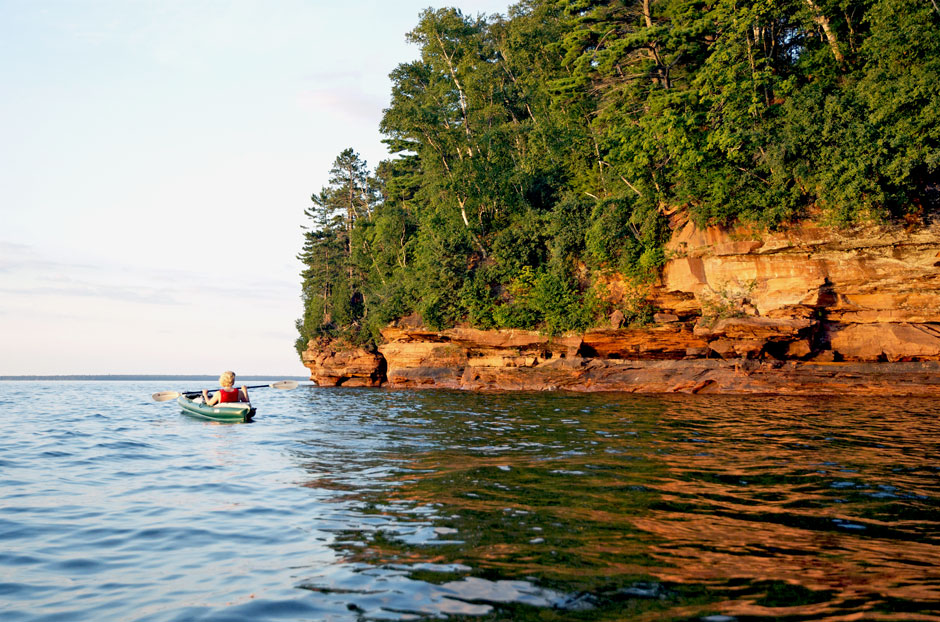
[
  {"left": 301, "top": 338, "right": 385, "bottom": 387},
  {"left": 302, "top": 217, "right": 940, "bottom": 394},
  {"left": 378, "top": 327, "right": 581, "bottom": 389},
  {"left": 663, "top": 218, "right": 940, "bottom": 314}
]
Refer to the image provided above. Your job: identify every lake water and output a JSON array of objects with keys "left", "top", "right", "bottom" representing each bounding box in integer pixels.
[{"left": 1, "top": 381, "right": 938, "bottom": 621}]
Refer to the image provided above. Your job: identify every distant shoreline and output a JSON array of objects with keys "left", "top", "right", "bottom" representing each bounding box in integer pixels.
[{"left": 0, "top": 375, "right": 309, "bottom": 381}]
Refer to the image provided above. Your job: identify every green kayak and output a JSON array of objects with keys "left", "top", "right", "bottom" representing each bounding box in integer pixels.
[{"left": 177, "top": 395, "right": 255, "bottom": 422}]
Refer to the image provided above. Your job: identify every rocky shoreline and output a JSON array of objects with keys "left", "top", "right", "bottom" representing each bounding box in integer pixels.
[{"left": 302, "top": 217, "right": 940, "bottom": 395}]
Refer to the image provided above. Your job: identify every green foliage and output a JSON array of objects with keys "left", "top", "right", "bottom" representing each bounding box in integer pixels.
[
  {"left": 527, "top": 267, "right": 595, "bottom": 335},
  {"left": 459, "top": 273, "right": 499, "bottom": 329},
  {"left": 584, "top": 195, "right": 668, "bottom": 279},
  {"left": 296, "top": 149, "right": 378, "bottom": 346},
  {"left": 488, "top": 210, "right": 551, "bottom": 282},
  {"left": 585, "top": 198, "right": 632, "bottom": 268},
  {"left": 298, "top": 0, "right": 940, "bottom": 354},
  {"left": 467, "top": 265, "right": 599, "bottom": 335},
  {"left": 547, "top": 193, "right": 592, "bottom": 264}
]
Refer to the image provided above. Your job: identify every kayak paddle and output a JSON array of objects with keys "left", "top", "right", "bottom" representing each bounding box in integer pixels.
[{"left": 151, "top": 380, "right": 299, "bottom": 402}]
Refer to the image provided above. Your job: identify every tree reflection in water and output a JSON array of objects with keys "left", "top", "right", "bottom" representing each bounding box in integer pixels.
[{"left": 293, "top": 390, "right": 940, "bottom": 621}]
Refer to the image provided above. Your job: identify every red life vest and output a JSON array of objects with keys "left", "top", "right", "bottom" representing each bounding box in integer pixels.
[{"left": 218, "top": 387, "right": 242, "bottom": 403}]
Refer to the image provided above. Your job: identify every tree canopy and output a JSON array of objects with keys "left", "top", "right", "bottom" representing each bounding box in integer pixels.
[{"left": 298, "top": 0, "right": 940, "bottom": 353}]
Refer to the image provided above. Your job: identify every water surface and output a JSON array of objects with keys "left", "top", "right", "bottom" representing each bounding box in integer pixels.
[{"left": 1, "top": 381, "right": 937, "bottom": 621}]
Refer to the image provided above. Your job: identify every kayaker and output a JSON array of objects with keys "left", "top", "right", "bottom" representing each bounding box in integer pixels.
[{"left": 202, "top": 371, "right": 249, "bottom": 405}]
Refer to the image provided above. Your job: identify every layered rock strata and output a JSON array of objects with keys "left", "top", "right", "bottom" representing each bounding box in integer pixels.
[
  {"left": 303, "top": 218, "right": 940, "bottom": 394},
  {"left": 301, "top": 338, "right": 385, "bottom": 387}
]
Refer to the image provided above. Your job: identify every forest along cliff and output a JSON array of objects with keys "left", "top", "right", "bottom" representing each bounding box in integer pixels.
[
  {"left": 302, "top": 215, "right": 940, "bottom": 395},
  {"left": 297, "top": 2, "right": 940, "bottom": 394}
]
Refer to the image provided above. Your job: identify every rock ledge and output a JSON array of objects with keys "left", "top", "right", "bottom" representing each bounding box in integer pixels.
[{"left": 303, "top": 219, "right": 940, "bottom": 394}]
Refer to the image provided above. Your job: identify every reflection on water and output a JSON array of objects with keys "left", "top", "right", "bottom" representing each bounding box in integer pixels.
[
  {"left": 296, "top": 391, "right": 940, "bottom": 621},
  {"left": 2, "top": 383, "right": 938, "bottom": 621}
]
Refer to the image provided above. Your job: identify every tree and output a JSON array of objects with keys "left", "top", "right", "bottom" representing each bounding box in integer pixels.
[
  {"left": 311, "top": 148, "right": 376, "bottom": 263},
  {"left": 296, "top": 149, "right": 377, "bottom": 349}
]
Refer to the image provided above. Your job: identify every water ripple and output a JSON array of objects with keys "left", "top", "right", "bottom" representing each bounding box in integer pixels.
[{"left": 1, "top": 383, "right": 938, "bottom": 621}]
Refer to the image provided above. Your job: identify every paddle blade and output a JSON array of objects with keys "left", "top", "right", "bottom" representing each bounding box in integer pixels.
[
  {"left": 152, "top": 391, "right": 182, "bottom": 402},
  {"left": 271, "top": 380, "right": 299, "bottom": 390}
]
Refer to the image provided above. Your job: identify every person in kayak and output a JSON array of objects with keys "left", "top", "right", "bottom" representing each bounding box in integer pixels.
[{"left": 202, "top": 371, "right": 249, "bottom": 405}]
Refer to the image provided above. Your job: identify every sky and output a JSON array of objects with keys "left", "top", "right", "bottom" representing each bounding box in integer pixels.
[{"left": 0, "top": 0, "right": 513, "bottom": 376}]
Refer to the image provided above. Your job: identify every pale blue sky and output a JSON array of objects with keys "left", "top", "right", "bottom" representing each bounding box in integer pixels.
[{"left": 0, "top": 0, "right": 512, "bottom": 375}]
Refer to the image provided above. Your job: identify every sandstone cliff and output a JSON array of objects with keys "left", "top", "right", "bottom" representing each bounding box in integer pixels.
[{"left": 302, "top": 218, "right": 940, "bottom": 395}]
